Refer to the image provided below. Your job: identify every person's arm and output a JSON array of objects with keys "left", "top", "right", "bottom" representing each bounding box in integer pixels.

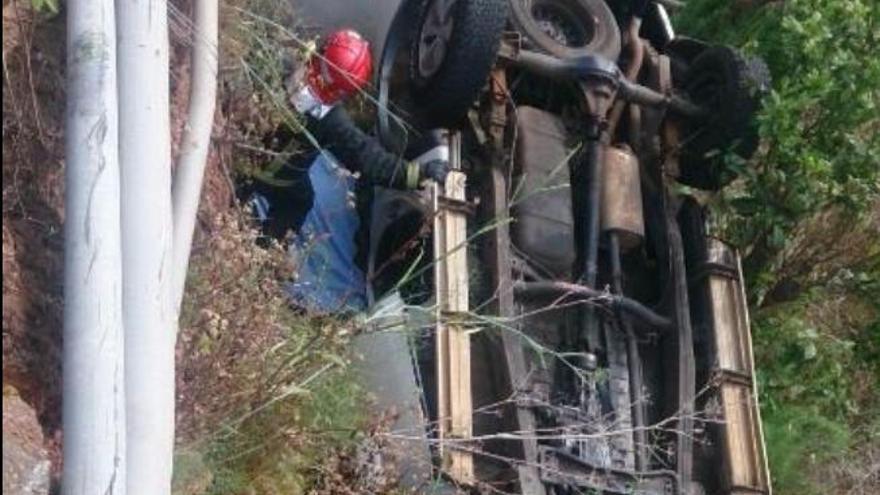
[
  {"left": 306, "top": 106, "right": 417, "bottom": 189},
  {"left": 287, "top": 30, "right": 448, "bottom": 190}
]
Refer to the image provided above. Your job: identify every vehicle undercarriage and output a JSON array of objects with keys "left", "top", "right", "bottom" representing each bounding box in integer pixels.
[{"left": 294, "top": 1, "right": 773, "bottom": 494}]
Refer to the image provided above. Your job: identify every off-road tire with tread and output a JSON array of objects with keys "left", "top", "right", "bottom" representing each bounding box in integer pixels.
[
  {"left": 410, "top": 0, "right": 509, "bottom": 127},
  {"left": 679, "top": 45, "right": 771, "bottom": 190},
  {"left": 508, "top": 0, "right": 621, "bottom": 61}
]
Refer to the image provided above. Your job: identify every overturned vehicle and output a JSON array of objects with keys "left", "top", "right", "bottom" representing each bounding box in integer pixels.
[{"left": 293, "top": 1, "right": 773, "bottom": 494}]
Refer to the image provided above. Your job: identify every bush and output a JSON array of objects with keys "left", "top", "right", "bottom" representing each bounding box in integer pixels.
[
  {"left": 761, "top": 406, "right": 849, "bottom": 495},
  {"left": 754, "top": 298, "right": 860, "bottom": 422},
  {"left": 677, "top": 4, "right": 879, "bottom": 492},
  {"left": 677, "top": 0, "right": 880, "bottom": 297},
  {"left": 174, "top": 213, "right": 379, "bottom": 494}
]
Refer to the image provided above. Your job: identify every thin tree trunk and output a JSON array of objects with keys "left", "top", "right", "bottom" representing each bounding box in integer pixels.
[
  {"left": 116, "top": 1, "right": 176, "bottom": 493},
  {"left": 171, "top": 0, "right": 219, "bottom": 312},
  {"left": 63, "top": 0, "right": 126, "bottom": 493}
]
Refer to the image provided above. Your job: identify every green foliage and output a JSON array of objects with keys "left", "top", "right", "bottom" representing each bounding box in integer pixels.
[
  {"left": 761, "top": 406, "right": 849, "bottom": 495},
  {"left": 198, "top": 369, "right": 367, "bottom": 495},
  {"left": 751, "top": 287, "right": 878, "bottom": 493},
  {"left": 172, "top": 450, "right": 215, "bottom": 495},
  {"left": 679, "top": 0, "right": 880, "bottom": 293},
  {"left": 851, "top": 261, "right": 880, "bottom": 393},
  {"left": 30, "top": 0, "right": 59, "bottom": 14},
  {"left": 754, "top": 298, "right": 860, "bottom": 421},
  {"left": 678, "top": 6, "right": 880, "bottom": 492}
]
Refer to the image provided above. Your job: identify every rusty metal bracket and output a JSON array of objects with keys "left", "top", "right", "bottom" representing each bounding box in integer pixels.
[
  {"left": 437, "top": 195, "right": 477, "bottom": 217},
  {"left": 712, "top": 368, "right": 755, "bottom": 388}
]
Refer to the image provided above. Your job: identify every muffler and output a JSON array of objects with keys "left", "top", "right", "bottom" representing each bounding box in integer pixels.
[{"left": 601, "top": 145, "right": 645, "bottom": 251}]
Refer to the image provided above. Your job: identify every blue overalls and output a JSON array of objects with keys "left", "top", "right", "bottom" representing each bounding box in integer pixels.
[{"left": 284, "top": 152, "right": 367, "bottom": 313}]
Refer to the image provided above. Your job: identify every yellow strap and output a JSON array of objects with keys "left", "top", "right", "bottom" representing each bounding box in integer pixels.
[{"left": 406, "top": 161, "right": 421, "bottom": 189}]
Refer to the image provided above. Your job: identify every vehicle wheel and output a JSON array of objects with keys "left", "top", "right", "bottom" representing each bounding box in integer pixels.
[
  {"left": 410, "top": 0, "right": 508, "bottom": 127},
  {"left": 678, "top": 45, "right": 771, "bottom": 190},
  {"left": 509, "top": 0, "right": 621, "bottom": 61}
]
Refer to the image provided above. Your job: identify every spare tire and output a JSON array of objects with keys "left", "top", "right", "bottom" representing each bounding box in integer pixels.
[
  {"left": 509, "top": 0, "right": 621, "bottom": 61},
  {"left": 678, "top": 46, "right": 771, "bottom": 190},
  {"left": 409, "top": 0, "right": 509, "bottom": 127}
]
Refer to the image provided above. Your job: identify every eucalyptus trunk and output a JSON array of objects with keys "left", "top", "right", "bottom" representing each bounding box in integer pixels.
[
  {"left": 171, "top": 0, "right": 219, "bottom": 312},
  {"left": 63, "top": 0, "right": 126, "bottom": 493},
  {"left": 117, "top": 1, "right": 176, "bottom": 493}
]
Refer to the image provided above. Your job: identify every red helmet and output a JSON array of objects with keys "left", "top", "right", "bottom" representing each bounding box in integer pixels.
[{"left": 307, "top": 29, "right": 373, "bottom": 104}]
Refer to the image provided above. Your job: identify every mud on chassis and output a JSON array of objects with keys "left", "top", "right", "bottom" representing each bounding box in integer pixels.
[{"left": 297, "top": 1, "right": 773, "bottom": 493}]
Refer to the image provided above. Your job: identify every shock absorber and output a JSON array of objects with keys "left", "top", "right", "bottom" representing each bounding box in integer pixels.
[{"left": 571, "top": 56, "right": 620, "bottom": 368}]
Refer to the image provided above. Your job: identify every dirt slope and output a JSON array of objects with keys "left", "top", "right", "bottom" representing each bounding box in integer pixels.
[{"left": 2, "top": 3, "right": 233, "bottom": 484}]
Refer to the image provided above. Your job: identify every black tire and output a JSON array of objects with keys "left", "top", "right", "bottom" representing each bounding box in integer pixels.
[
  {"left": 679, "top": 46, "right": 771, "bottom": 190},
  {"left": 509, "top": 0, "right": 621, "bottom": 61},
  {"left": 410, "top": 0, "right": 509, "bottom": 127}
]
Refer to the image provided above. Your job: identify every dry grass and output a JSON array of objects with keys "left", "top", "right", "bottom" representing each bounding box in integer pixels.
[
  {"left": 166, "top": 1, "right": 406, "bottom": 491},
  {"left": 173, "top": 211, "right": 406, "bottom": 494}
]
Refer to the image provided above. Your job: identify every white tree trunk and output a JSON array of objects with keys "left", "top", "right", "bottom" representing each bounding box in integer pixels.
[
  {"left": 63, "top": 1, "right": 126, "bottom": 494},
  {"left": 116, "top": 1, "right": 176, "bottom": 493},
  {"left": 171, "top": 0, "right": 219, "bottom": 311}
]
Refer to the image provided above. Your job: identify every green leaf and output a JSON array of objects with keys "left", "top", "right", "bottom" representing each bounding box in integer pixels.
[
  {"left": 769, "top": 225, "right": 786, "bottom": 250},
  {"left": 31, "top": 0, "right": 59, "bottom": 14},
  {"left": 802, "top": 342, "right": 818, "bottom": 360}
]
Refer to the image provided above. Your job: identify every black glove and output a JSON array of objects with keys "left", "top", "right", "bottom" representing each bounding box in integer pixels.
[
  {"left": 419, "top": 158, "right": 450, "bottom": 186},
  {"left": 408, "top": 129, "right": 450, "bottom": 188},
  {"left": 308, "top": 108, "right": 450, "bottom": 190}
]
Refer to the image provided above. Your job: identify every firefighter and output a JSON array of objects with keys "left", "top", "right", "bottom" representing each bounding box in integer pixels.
[{"left": 249, "top": 29, "right": 449, "bottom": 313}]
